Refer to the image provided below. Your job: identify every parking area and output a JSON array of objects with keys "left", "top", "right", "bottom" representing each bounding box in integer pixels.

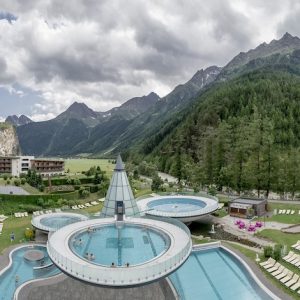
[{"left": 0, "top": 186, "right": 29, "bottom": 195}]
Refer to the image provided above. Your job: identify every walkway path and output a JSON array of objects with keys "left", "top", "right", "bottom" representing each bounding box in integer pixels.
[{"left": 213, "top": 215, "right": 292, "bottom": 247}]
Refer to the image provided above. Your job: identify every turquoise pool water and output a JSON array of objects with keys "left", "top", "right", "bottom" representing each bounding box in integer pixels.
[
  {"left": 40, "top": 215, "right": 84, "bottom": 231},
  {"left": 169, "top": 248, "right": 273, "bottom": 300},
  {"left": 147, "top": 198, "right": 206, "bottom": 212},
  {"left": 70, "top": 224, "right": 170, "bottom": 267},
  {"left": 0, "top": 245, "right": 61, "bottom": 300}
]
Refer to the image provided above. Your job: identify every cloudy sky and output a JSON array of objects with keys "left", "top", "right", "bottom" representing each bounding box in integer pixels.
[{"left": 0, "top": 0, "right": 299, "bottom": 121}]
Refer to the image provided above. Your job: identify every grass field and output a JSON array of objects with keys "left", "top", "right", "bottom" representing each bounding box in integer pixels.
[
  {"left": 64, "top": 159, "right": 114, "bottom": 177},
  {"left": 0, "top": 216, "right": 31, "bottom": 254},
  {"left": 256, "top": 229, "right": 300, "bottom": 249}
]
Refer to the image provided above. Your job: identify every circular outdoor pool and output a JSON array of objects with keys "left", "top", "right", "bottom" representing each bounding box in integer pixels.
[
  {"left": 32, "top": 212, "right": 89, "bottom": 232},
  {"left": 70, "top": 223, "right": 170, "bottom": 267},
  {"left": 47, "top": 217, "right": 192, "bottom": 286},
  {"left": 137, "top": 195, "right": 219, "bottom": 222}
]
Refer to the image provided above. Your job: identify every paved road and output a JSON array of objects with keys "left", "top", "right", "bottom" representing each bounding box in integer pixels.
[{"left": 0, "top": 185, "right": 29, "bottom": 195}]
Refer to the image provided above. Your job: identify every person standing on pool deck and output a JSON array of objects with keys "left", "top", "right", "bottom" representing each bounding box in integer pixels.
[{"left": 10, "top": 232, "right": 15, "bottom": 242}]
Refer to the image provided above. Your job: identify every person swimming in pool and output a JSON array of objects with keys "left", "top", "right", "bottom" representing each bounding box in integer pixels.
[{"left": 15, "top": 275, "right": 19, "bottom": 283}]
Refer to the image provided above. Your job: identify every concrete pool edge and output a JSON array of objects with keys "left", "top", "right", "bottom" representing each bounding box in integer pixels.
[
  {"left": 192, "top": 242, "right": 291, "bottom": 300},
  {"left": 47, "top": 217, "right": 192, "bottom": 287},
  {"left": 137, "top": 195, "right": 219, "bottom": 222}
]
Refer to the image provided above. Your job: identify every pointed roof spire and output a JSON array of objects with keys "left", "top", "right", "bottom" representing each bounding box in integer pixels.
[
  {"left": 114, "top": 154, "right": 125, "bottom": 171},
  {"left": 101, "top": 155, "right": 140, "bottom": 218}
]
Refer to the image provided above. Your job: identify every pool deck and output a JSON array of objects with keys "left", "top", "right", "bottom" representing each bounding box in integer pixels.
[
  {"left": 223, "top": 243, "right": 293, "bottom": 300},
  {"left": 17, "top": 274, "right": 177, "bottom": 300}
]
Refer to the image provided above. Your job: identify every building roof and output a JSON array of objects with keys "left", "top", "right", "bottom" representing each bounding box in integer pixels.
[
  {"left": 231, "top": 197, "right": 266, "bottom": 205},
  {"left": 101, "top": 155, "right": 140, "bottom": 217}
]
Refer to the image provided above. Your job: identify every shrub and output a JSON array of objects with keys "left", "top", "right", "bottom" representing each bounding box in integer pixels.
[
  {"left": 3, "top": 175, "right": 8, "bottom": 180},
  {"left": 81, "top": 190, "right": 90, "bottom": 199},
  {"left": 21, "top": 178, "right": 26, "bottom": 185},
  {"left": 273, "top": 244, "right": 282, "bottom": 261},
  {"left": 24, "top": 228, "right": 35, "bottom": 240},
  {"left": 14, "top": 179, "right": 21, "bottom": 186},
  {"left": 263, "top": 246, "right": 273, "bottom": 258}
]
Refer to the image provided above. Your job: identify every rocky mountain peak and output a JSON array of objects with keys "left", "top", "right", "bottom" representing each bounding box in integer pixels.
[{"left": 5, "top": 114, "right": 33, "bottom": 126}]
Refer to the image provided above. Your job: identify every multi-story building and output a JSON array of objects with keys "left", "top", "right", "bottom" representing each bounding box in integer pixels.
[{"left": 0, "top": 156, "right": 64, "bottom": 177}]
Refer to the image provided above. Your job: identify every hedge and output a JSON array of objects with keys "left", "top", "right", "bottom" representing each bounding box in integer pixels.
[
  {"left": 43, "top": 177, "right": 95, "bottom": 186},
  {"left": 0, "top": 190, "right": 79, "bottom": 204}
]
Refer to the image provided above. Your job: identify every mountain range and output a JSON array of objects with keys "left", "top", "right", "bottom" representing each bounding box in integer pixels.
[
  {"left": 5, "top": 115, "right": 32, "bottom": 127},
  {"left": 10, "top": 32, "right": 300, "bottom": 159}
]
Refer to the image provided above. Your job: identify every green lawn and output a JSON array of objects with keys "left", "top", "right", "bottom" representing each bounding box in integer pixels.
[
  {"left": 259, "top": 203, "right": 300, "bottom": 224},
  {"left": 0, "top": 216, "right": 32, "bottom": 254},
  {"left": 256, "top": 229, "right": 300, "bottom": 248},
  {"left": 64, "top": 159, "right": 114, "bottom": 177}
]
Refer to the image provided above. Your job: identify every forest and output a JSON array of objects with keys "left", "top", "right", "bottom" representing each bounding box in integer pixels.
[{"left": 135, "top": 69, "right": 300, "bottom": 198}]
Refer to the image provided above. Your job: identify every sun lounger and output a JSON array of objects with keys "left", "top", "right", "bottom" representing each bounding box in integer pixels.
[
  {"left": 260, "top": 257, "right": 274, "bottom": 267},
  {"left": 282, "top": 210, "right": 286, "bottom": 214},
  {"left": 299, "top": 210, "right": 300, "bottom": 215},
  {"left": 291, "top": 278, "right": 300, "bottom": 291},
  {"left": 290, "top": 256, "right": 300, "bottom": 265},
  {"left": 278, "top": 209, "right": 282, "bottom": 214},
  {"left": 291, "top": 210, "right": 295, "bottom": 215},
  {"left": 98, "top": 198, "right": 105, "bottom": 202},
  {"left": 292, "top": 241, "right": 300, "bottom": 248},
  {"left": 283, "top": 251, "right": 294, "bottom": 261},
  {"left": 285, "top": 274, "right": 299, "bottom": 287},
  {"left": 55, "top": 208, "right": 62, "bottom": 213},
  {"left": 271, "top": 266, "right": 284, "bottom": 276},
  {"left": 280, "top": 271, "right": 294, "bottom": 283},
  {"left": 266, "top": 262, "right": 281, "bottom": 273},
  {"left": 263, "top": 259, "right": 276, "bottom": 269},
  {"left": 275, "top": 268, "right": 288, "bottom": 280},
  {"left": 91, "top": 201, "right": 98, "bottom": 205},
  {"left": 39, "top": 211, "right": 44, "bottom": 215},
  {"left": 286, "top": 254, "right": 298, "bottom": 263},
  {"left": 78, "top": 205, "right": 84, "bottom": 209}
]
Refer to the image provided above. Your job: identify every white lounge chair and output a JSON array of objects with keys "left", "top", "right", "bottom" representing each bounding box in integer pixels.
[
  {"left": 283, "top": 251, "right": 294, "bottom": 261},
  {"left": 286, "top": 254, "right": 298, "bottom": 263},
  {"left": 285, "top": 274, "right": 299, "bottom": 287},
  {"left": 55, "top": 208, "right": 62, "bottom": 213},
  {"left": 292, "top": 241, "right": 300, "bottom": 248},
  {"left": 280, "top": 270, "right": 294, "bottom": 283},
  {"left": 260, "top": 257, "right": 274, "bottom": 267},
  {"left": 291, "top": 278, "right": 300, "bottom": 291},
  {"left": 271, "top": 266, "right": 284, "bottom": 277},
  {"left": 275, "top": 268, "right": 288, "bottom": 280},
  {"left": 266, "top": 262, "right": 281, "bottom": 273},
  {"left": 286, "top": 209, "right": 291, "bottom": 215},
  {"left": 290, "top": 256, "right": 300, "bottom": 265},
  {"left": 263, "top": 258, "right": 276, "bottom": 269},
  {"left": 291, "top": 210, "right": 295, "bottom": 215},
  {"left": 282, "top": 210, "right": 286, "bottom": 214}
]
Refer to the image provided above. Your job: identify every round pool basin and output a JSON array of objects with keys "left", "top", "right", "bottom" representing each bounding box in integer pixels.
[
  {"left": 70, "top": 223, "right": 170, "bottom": 267},
  {"left": 137, "top": 195, "right": 219, "bottom": 222},
  {"left": 31, "top": 212, "right": 89, "bottom": 232},
  {"left": 47, "top": 217, "right": 192, "bottom": 287}
]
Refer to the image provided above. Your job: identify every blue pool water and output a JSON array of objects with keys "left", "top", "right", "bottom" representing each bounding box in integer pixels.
[
  {"left": 40, "top": 215, "right": 84, "bottom": 230},
  {"left": 0, "top": 245, "right": 61, "bottom": 300},
  {"left": 147, "top": 198, "right": 206, "bottom": 212},
  {"left": 70, "top": 224, "right": 170, "bottom": 267},
  {"left": 169, "top": 248, "right": 273, "bottom": 300}
]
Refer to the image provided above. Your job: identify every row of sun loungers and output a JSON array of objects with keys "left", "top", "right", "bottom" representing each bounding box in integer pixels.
[
  {"left": 71, "top": 201, "right": 100, "bottom": 210},
  {"left": 33, "top": 208, "right": 62, "bottom": 216},
  {"left": 14, "top": 212, "right": 28, "bottom": 218},
  {"left": 278, "top": 209, "right": 296, "bottom": 215},
  {"left": 260, "top": 258, "right": 300, "bottom": 291},
  {"left": 283, "top": 251, "right": 300, "bottom": 268}
]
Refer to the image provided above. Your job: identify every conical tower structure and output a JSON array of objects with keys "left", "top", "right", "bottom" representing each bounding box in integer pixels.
[{"left": 101, "top": 155, "right": 140, "bottom": 217}]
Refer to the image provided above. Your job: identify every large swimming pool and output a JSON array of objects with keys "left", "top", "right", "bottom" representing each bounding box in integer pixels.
[
  {"left": 147, "top": 197, "right": 206, "bottom": 212},
  {"left": 169, "top": 247, "right": 275, "bottom": 300},
  {"left": 0, "top": 245, "right": 61, "bottom": 300},
  {"left": 70, "top": 224, "right": 170, "bottom": 267}
]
